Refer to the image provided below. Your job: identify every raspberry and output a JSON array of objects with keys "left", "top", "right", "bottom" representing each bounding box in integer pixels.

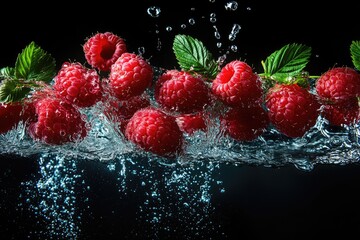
[
  {"left": 83, "top": 32, "right": 127, "bottom": 72},
  {"left": 108, "top": 53, "right": 153, "bottom": 100},
  {"left": 155, "top": 69, "right": 210, "bottom": 113},
  {"left": 220, "top": 104, "right": 269, "bottom": 141},
  {"left": 175, "top": 112, "right": 208, "bottom": 135},
  {"left": 265, "top": 83, "right": 320, "bottom": 138},
  {"left": 53, "top": 62, "right": 102, "bottom": 108},
  {"left": 0, "top": 102, "right": 33, "bottom": 134},
  {"left": 321, "top": 97, "right": 360, "bottom": 126},
  {"left": 212, "top": 60, "right": 263, "bottom": 107},
  {"left": 103, "top": 94, "right": 151, "bottom": 134},
  {"left": 125, "top": 107, "right": 183, "bottom": 157},
  {"left": 27, "top": 94, "right": 88, "bottom": 145},
  {"left": 316, "top": 67, "right": 360, "bottom": 103}
]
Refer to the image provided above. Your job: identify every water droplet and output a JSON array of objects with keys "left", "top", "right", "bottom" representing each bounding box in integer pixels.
[
  {"left": 230, "top": 45, "right": 238, "bottom": 52},
  {"left": 147, "top": 6, "right": 161, "bottom": 18},
  {"left": 246, "top": 6, "right": 252, "bottom": 11},
  {"left": 189, "top": 18, "right": 196, "bottom": 25},
  {"left": 166, "top": 26, "right": 172, "bottom": 32},
  {"left": 210, "top": 13, "right": 217, "bottom": 23},
  {"left": 225, "top": 1, "right": 238, "bottom": 11},
  {"left": 209, "top": 0, "right": 216, "bottom": 3},
  {"left": 216, "top": 42, "right": 222, "bottom": 48},
  {"left": 138, "top": 46, "right": 145, "bottom": 55},
  {"left": 228, "top": 23, "right": 241, "bottom": 41},
  {"left": 214, "top": 28, "right": 221, "bottom": 39},
  {"left": 181, "top": 24, "right": 187, "bottom": 29}
]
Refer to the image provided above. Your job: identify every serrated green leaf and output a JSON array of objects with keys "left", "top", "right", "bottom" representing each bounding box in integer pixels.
[
  {"left": 173, "top": 34, "right": 219, "bottom": 79},
  {"left": 0, "top": 67, "right": 15, "bottom": 79},
  {"left": 261, "top": 43, "right": 311, "bottom": 83},
  {"left": 0, "top": 79, "right": 31, "bottom": 103},
  {"left": 14, "top": 41, "right": 56, "bottom": 83},
  {"left": 350, "top": 40, "right": 360, "bottom": 71}
]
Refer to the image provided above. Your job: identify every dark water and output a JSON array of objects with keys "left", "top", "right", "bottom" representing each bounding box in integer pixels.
[
  {"left": 1, "top": 154, "right": 360, "bottom": 239},
  {"left": 1, "top": 0, "right": 360, "bottom": 239}
]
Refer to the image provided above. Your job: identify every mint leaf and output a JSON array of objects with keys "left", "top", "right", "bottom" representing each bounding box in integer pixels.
[
  {"left": 0, "top": 79, "right": 31, "bottom": 103},
  {"left": 350, "top": 40, "right": 360, "bottom": 71},
  {"left": 260, "top": 43, "right": 311, "bottom": 84},
  {"left": 15, "top": 41, "right": 56, "bottom": 83},
  {"left": 173, "top": 34, "right": 219, "bottom": 79}
]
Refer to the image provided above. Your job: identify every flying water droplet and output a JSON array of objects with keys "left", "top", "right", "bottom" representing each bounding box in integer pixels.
[
  {"left": 147, "top": 6, "right": 161, "bottom": 18},
  {"left": 210, "top": 13, "right": 217, "bottom": 23},
  {"left": 228, "top": 23, "right": 241, "bottom": 41},
  {"left": 189, "top": 18, "right": 196, "bottom": 25},
  {"left": 225, "top": 1, "right": 238, "bottom": 11}
]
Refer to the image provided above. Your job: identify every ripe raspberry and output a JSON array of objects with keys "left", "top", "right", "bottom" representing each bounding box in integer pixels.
[
  {"left": 155, "top": 69, "right": 210, "bottom": 113},
  {"left": 315, "top": 67, "right": 360, "bottom": 103},
  {"left": 212, "top": 60, "right": 263, "bottom": 107},
  {"left": 321, "top": 97, "right": 360, "bottom": 126},
  {"left": 53, "top": 62, "right": 102, "bottom": 108},
  {"left": 103, "top": 94, "right": 151, "bottom": 134},
  {"left": 27, "top": 95, "right": 88, "bottom": 145},
  {"left": 108, "top": 53, "right": 153, "bottom": 100},
  {"left": 265, "top": 83, "right": 320, "bottom": 138},
  {"left": 219, "top": 104, "right": 269, "bottom": 141},
  {"left": 125, "top": 107, "right": 183, "bottom": 157},
  {"left": 175, "top": 112, "right": 208, "bottom": 135},
  {"left": 0, "top": 102, "right": 33, "bottom": 134},
  {"left": 83, "top": 32, "right": 127, "bottom": 72}
]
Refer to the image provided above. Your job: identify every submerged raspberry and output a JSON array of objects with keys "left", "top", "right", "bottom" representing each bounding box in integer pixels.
[
  {"left": 83, "top": 32, "right": 127, "bottom": 72},
  {"left": 220, "top": 104, "right": 269, "bottom": 141},
  {"left": 27, "top": 95, "right": 88, "bottom": 145},
  {"left": 125, "top": 107, "right": 184, "bottom": 157}
]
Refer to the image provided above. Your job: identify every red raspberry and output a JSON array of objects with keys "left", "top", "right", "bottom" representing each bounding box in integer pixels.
[
  {"left": 175, "top": 112, "right": 208, "bottom": 135},
  {"left": 125, "top": 107, "right": 183, "bottom": 157},
  {"left": 27, "top": 95, "right": 88, "bottom": 145},
  {"left": 265, "top": 83, "right": 320, "bottom": 138},
  {"left": 155, "top": 69, "right": 210, "bottom": 113},
  {"left": 211, "top": 60, "right": 263, "bottom": 107},
  {"left": 315, "top": 67, "right": 360, "bottom": 103},
  {"left": 83, "top": 32, "right": 127, "bottom": 72},
  {"left": 108, "top": 53, "right": 153, "bottom": 100},
  {"left": 321, "top": 97, "right": 359, "bottom": 126},
  {"left": 0, "top": 102, "right": 34, "bottom": 134},
  {"left": 53, "top": 62, "right": 102, "bottom": 108},
  {"left": 220, "top": 104, "right": 269, "bottom": 141},
  {"left": 103, "top": 94, "right": 151, "bottom": 134}
]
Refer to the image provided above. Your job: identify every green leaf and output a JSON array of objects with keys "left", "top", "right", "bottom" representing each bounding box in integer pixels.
[
  {"left": 0, "top": 79, "right": 31, "bottom": 103},
  {"left": 173, "top": 34, "right": 219, "bottom": 79},
  {"left": 261, "top": 43, "right": 311, "bottom": 83},
  {"left": 0, "top": 67, "right": 15, "bottom": 79},
  {"left": 14, "top": 41, "right": 56, "bottom": 83},
  {"left": 350, "top": 40, "right": 360, "bottom": 71}
]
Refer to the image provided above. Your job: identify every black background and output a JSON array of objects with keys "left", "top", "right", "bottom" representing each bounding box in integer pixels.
[{"left": 1, "top": 0, "right": 360, "bottom": 239}]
